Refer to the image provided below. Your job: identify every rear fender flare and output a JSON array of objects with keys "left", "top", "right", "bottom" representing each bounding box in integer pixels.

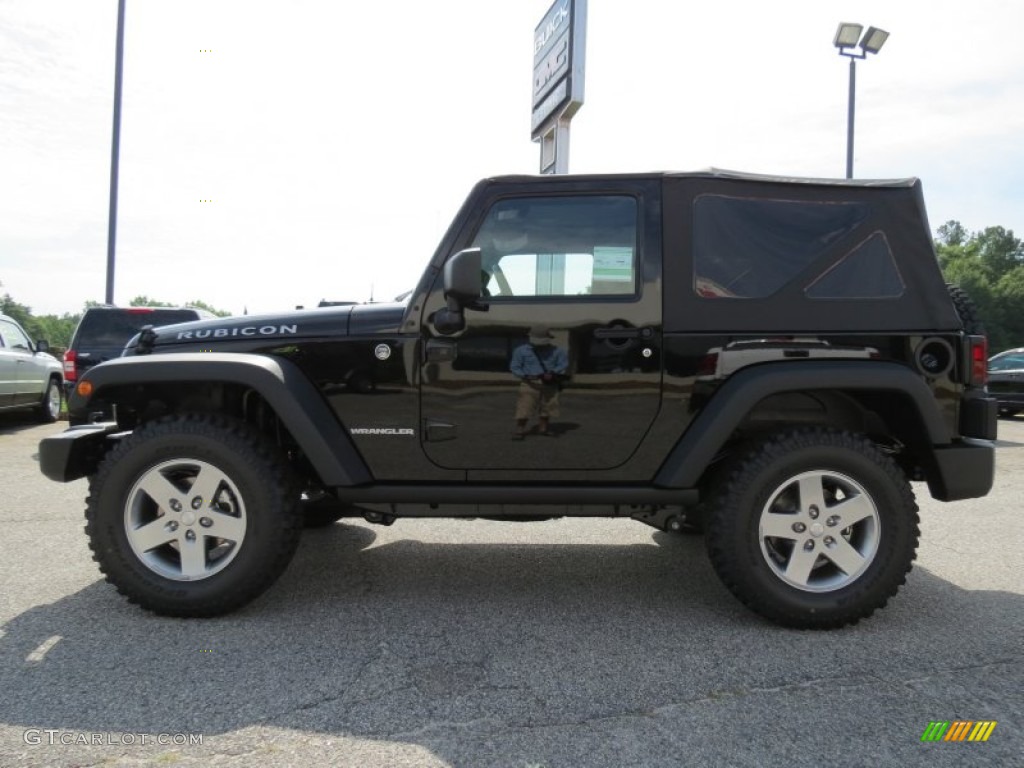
[{"left": 654, "top": 361, "right": 951, "bottom": 489}]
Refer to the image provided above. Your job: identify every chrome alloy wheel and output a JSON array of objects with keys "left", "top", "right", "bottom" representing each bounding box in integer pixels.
[
  {"left": 124, "top": 459, "right": 247, "bottom": 581},
  {"left": 758, "top": 469, "right": 880, "bottom": 593},
  {"left": 45, "top": 382, "right": 61, "bottom": 419}
]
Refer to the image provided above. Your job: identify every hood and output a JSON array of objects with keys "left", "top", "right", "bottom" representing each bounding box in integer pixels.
[
  {"left": 348, "top": 302, "right": 406, "bottom": 335},
  {"left": 127, "top": 306, "right": 354, "bottom": 352},
  {"left": 126, "top": 302, "right": 409, "bottom": 353}
]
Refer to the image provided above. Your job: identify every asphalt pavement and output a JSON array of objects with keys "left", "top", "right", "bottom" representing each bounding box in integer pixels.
[{"left": 0, "top": 412, "right": 1021, "bottom": 767}]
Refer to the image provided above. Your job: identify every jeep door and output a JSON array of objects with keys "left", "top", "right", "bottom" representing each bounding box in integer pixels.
[{"left": 419, "top": 182, "right": 664, "bottom": 477}]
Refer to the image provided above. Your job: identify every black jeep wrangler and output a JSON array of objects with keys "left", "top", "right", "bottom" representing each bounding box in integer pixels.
[{"left": 40, "top": 171, "right": 997, "bottom": 628}]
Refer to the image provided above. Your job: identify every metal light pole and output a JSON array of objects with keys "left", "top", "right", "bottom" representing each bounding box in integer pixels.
[
  {"left": 105, "top": 0, "right": 127, "bottom": 305},
  {"left": 833, "top": 23, "right": 889, "bottom": 179}
]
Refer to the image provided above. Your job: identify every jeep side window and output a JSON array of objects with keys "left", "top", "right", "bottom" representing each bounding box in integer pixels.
[
  {"left": 692, "top": 195, "right": 870, "bottom": 298},
  {"left": 471, "top": 196, "right": 638, "bottom": 298}
]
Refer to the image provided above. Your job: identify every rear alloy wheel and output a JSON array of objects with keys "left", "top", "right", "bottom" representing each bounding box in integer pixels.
[
  {"left": 706, "top": 428, "right": 919, "bottom": 629},
  {"left": 38, "top": 378, "right": 61, "bottom": 423},
  {"left": 86, "top": 414, "right": 302, "bottom": 616}
]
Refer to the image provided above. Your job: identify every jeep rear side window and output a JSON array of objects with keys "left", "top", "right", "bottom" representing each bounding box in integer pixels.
[
  {"left": 471, "top": 196, "right": 638, "bottom": 298},
  {"left": 805, "top": 232, "right": 905, "bottom": 299},
  {"left": 693, "top": 196, "right": 869, "bottom": 298}
]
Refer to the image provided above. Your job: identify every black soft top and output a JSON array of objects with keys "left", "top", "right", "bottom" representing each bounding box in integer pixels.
[{"left": 488, "top": 168, "right": 920, "bottom": 189}]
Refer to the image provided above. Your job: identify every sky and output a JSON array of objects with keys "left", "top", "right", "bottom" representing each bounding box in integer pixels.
[{"left": 2, "top": 0, "right": 1023, "bottom": 317}]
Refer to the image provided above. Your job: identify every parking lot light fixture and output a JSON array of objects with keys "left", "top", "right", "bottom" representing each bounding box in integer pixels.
[
  {"left": 833, "top": 23, "right": 863, "bottom": 49},
  {"left": 834, "top": 22, "right": 890, "bottom": 179},
  {"left": 860, "top": 26, "right": 890, "bottom": 55}
]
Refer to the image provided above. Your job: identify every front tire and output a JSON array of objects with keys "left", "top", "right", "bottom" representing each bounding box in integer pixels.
[
  {"left": 85, "top": 414, "right": 302, "bottom": 617},
  {"left": 705, "top": 428, "right": 919, "bottom": 629}
]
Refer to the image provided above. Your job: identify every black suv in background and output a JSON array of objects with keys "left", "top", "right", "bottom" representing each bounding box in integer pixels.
[{"left": 63, "top": 306, "right": 213, "bottom": 393}]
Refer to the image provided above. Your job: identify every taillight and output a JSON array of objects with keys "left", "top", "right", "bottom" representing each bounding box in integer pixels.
[
  {"left": 968, "top": 336, "right": 987, "bottom": 387},
  {"left": 63, "top": 349, "right": 78, "bottom": 382}
]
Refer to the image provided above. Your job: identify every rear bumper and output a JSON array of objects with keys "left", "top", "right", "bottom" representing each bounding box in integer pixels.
[
  {"left": 927, "top": 438, "right": 995, "bottom": 501},
  {"left": 960, "top": 392, "right": 998, "bottom": 440},
  {"left": 38, "top": 423, "right": 121, "bottom": 482}
]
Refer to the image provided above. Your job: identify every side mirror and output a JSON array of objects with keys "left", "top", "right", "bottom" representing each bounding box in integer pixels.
[
  {"left": 443, "top": 247, "right": 483, "bottom": 304},
  {"left": 36, "top": 340, "right": 49, "bottom": 353},
  {"left": 433, "top": 248, "right": 488, "bottom": 335}
]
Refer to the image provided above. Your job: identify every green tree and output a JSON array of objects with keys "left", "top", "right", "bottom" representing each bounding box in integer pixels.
[
  {"left": 976, "top": 226, "right": 1023, "bottom": 277},
  {"left": 936, "top": 220, "right": 968, "bottom": 247},
  {"left": 185, "top": 299, "right": 232, "bottom": 317},
  {"left": 128, "top": 295, "right": 232, "bottom": 317},
  {"left": 31, "top": 312, "right": 81, "bottom": 349},
  {"left": 0, "top": 285, "right": 34, "bottom": 329},
  {"left": 936, "top": 220, "right": 1024, "bottom": 352},
  {"left": 129, "top": 295, "right": 174, "bottom": 308}
]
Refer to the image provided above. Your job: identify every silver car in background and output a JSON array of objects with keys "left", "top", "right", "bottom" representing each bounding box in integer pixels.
[{"left": 0, "top": 313, "right": 63, "bottom": 422}]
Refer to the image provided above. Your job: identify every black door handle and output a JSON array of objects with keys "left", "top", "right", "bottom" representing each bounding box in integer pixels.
[
  {"left": 425, "top": 339, "right": 458, "bottom": 363},
  {"left": 594, "top": 326, "right": 641, "bottom": 340}
]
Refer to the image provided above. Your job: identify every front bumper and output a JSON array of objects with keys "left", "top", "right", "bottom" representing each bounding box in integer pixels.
[{"left": 38, "top": 423, "right": 122, "bottom": 482}]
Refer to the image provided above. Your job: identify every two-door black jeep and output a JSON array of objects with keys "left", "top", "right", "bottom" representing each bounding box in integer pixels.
[{"left": 40, "top": 170, "right": 997, "bottom": 627}]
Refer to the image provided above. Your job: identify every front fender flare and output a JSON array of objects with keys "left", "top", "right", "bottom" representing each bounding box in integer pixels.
[{"left": 70, "top": 353, "right": 371, "bottom": 486}]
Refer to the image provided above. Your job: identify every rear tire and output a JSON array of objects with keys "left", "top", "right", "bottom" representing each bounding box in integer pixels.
[
  {"left": 85, "top": 414, "right": 302, "bottom": 617},
  {"left": 705, "top": 427, "right": 919, "bottom": 629}
]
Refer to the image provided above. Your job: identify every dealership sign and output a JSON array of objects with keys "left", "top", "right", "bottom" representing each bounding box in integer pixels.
[{"left": 531, "top": 0, "right": 586, "bottom": 138}]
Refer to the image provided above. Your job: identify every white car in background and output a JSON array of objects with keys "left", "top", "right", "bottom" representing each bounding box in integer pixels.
[{"left": 0, "top": 313, "right": 63, "bottom": 422}]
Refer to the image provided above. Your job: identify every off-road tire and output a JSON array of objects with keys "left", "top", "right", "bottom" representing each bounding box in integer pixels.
[
  {"left": 37, "top": 378, "right": 61, "bottom": 423},
  {"left": 85, "top": 414, "right": 302, "bottom": 617},
  {"left": 947, "top": 284, "right": 985, "bottom": 336},
  {"left": 705, "top": 427, "right": 919, "bottom": 629}
]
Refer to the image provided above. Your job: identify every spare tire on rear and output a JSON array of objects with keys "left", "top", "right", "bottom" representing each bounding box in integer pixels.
[{"left": 947, "top": 284, "right": 985, "bottom": 336}]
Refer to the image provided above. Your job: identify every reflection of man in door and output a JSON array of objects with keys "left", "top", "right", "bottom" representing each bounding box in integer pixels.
[{"left": 510, "top": 325, "right": 569, "bottom": 439}]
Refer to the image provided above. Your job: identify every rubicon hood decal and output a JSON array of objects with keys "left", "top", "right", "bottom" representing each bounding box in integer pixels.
[
  {"left": 142, "top": 306, "right": 355, "bottom": 347},
  {"left": 176, "top": 324, "right": 298, "bottom": 340}
]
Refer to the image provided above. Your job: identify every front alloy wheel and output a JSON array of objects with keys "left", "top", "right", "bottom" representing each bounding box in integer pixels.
[{"left": 124, "top": 459, "right": 248, "bottom": 581}]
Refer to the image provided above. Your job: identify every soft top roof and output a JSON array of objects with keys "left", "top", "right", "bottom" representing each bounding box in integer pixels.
[{"left": 487, "top": 168, "right": 919, "bottom": 189}]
